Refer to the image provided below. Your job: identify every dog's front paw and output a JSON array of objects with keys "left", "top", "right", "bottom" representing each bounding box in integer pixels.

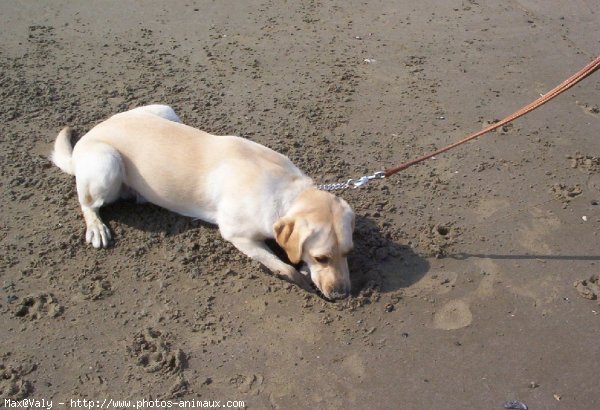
[
  {"left": 278, "top": 265, "right": 314, "bottom": 293},
  {"left": 85, "top": 221, "right": 111, "bottom": 248},
  {"left": 298, "top": 263, "right": 311, "bottom": 277}
]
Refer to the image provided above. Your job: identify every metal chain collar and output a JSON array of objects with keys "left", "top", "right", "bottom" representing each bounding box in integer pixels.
[{"left": 317, "top": 171, "right": 385, "bottom": 191}]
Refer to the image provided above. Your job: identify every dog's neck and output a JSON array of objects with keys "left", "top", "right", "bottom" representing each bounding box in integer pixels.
[{"left": 276, "top": 176, "right": 315, "bottom": 219}]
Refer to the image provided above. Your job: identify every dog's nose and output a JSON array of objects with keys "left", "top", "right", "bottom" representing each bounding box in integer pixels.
[{"left": 329, "top": 288, "right": 349, "bottom": 300}]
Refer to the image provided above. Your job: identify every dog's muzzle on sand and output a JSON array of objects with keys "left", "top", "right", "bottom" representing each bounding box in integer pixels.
[{"left": 50, "top": 105, "right": 355, "bottom": 300}]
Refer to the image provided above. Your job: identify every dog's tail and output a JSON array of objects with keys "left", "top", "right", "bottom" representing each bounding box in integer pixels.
[{"left": 50, "top": 127, "right": 75, "bottom": 175}]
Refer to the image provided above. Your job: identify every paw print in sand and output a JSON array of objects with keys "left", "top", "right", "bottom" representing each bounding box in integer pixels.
[
  {"left": 0, "top": 361, "right": 35, "bottom": 400},
  {"left": 13, "top": 293, "right": 63, "bottom": 320},
  {"left": 127, "top": 328, "right": 186, "bottom": 375},
  {"left": 574, "top": 274, "right": 599, "bottom": 303}
]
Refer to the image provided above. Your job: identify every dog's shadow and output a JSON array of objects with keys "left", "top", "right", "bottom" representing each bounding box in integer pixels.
[
  {"left": 104, "top": 200, "right": 208, "bottom": 236},
  {"left": 102, "top": 202, "right": 429, "bottom": 296},
  {"left": 347, "top": 215, "right": 429, "bottom": 295}
]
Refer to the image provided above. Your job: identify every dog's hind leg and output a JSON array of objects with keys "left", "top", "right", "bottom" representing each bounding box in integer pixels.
[{"left": 73, "top": 142, "right": 125, "bottom": 248}]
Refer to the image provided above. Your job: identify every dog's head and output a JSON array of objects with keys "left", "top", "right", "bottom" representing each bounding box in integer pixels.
[{"left": 273, "top": 189, "right": 355, "bottom": 300}]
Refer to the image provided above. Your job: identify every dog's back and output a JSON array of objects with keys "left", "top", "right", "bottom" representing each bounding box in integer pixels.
[{"left": 110, "top": 104, "right": 181, "bottom": 123}]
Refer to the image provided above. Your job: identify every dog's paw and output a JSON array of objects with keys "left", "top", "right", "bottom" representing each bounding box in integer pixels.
[
  {"left": 278, "top": 266, "right": 314, "bottom": 293},
  {"left": 85, "top": 221, "right": 111, "bottom": 248},
  {"left": 298, "top": 263, "right": 311, "bottom": 277}
]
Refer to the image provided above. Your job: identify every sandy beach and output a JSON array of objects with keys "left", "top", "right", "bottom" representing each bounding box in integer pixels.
[{"left": 1, "top": 1, "right": 599, "bottom": 408}]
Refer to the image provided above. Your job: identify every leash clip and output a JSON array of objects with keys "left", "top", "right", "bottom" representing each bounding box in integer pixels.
[{"left": 347, "top": 171, "right": 386, "bottom": 188}]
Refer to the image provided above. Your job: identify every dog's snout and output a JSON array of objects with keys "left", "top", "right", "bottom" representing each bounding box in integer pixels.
[{"left": 328, "top": 288, "right": 349, "bottom": 300}]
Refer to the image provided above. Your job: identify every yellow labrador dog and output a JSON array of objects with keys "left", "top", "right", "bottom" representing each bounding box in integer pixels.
[{"left": 51, "top": 105, "right": 354, "bottom": 300}]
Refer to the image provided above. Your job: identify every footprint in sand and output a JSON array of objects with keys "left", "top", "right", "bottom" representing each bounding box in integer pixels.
[{"left": 432, "top": 299, "right": 473, "bottom": 330}]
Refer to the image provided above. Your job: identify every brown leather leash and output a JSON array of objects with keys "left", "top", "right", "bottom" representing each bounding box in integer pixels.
[{"left": 318, "top": 54, "right": 600, "bottom": 191}]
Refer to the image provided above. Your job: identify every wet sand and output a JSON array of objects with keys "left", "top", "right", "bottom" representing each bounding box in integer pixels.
[{"left": 1, "top": 1, "right": 599, "bottom": 408}]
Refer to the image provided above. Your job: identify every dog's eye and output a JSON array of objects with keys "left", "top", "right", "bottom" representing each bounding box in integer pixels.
[{"left": 314, "top": 255, "right": 330, "bottom": 264}]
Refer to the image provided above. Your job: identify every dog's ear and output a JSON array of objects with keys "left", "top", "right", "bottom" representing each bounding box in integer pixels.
[{"left": 273, "top": 217, "right": 305, "bottom": 264}]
